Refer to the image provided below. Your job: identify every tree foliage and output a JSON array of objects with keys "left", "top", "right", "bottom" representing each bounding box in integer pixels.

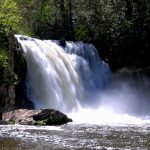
[
  {"left": 0, "top": 0, "right": 21, "bottom": 36},
  {"left": 0, "top": 0, "right": 21, "bottom": 85},
  {"left": 0, "top": 0, "right": 150, "bottom": 70}
]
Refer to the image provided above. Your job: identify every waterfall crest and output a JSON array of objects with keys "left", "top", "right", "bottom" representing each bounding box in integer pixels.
[{"left": 15, "top": 35, "right": 111, "bottom": 112}]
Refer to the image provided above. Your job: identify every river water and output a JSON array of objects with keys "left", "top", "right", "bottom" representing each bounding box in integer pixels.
[{"left": 1, "top": 122, "right": 150, "bottom": 150}]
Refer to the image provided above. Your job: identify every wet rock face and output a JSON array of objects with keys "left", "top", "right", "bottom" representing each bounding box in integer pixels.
[
  {"left": 2, "top": 109, "right": 72, "bottom": 126},
  {"left": 0, "top": 33, "right": 16, "bottom": 113},
  {"left": 0, "top": 85, "right": 15, "bottom": 113},
  {"left": 0, "top": 33, "right": 34, "bottom": 113}
]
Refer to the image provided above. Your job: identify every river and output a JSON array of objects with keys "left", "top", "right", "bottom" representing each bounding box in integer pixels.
[{"left": 1, "top": 122, "right": 150, "bottom": 149}]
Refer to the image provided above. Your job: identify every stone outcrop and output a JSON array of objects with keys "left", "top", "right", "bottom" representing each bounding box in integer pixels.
[
  {"left": 2, "top": 109, "right": 72, "bottom": 126},
  {"left": 0, "top": 33, "right": 34, "bottom": 114},
  {"left": 0, "top": 85, "right": 15, "bottom": 113},
  {"left": 0, "top": 33, "right": 16, "bottom": 113}
]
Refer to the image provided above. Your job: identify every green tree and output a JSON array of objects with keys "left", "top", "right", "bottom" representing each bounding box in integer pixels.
[
  {"left": 0, "top": 0, "right": 21, "bottom": 85},
  {"left": 0, "top": 0, "right": 21, "bottom": 35},
  {"left": 7, "top": 0, "right": 150, "bottom": 70}
]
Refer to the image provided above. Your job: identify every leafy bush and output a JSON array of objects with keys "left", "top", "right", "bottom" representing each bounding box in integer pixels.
[
  {"left": 0, "top": 0, "right": 21, "bottom": 35},
  {"left": 0, "top": 49, "right": 8, "bottom": 82}
]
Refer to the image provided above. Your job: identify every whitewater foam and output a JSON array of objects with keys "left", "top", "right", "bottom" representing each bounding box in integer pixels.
[
  {"left": 15, "top": 34, "right": 111, "bottom": 112},
  {"left": 68, "top": 107, "right": 150, "bottom": 125}
]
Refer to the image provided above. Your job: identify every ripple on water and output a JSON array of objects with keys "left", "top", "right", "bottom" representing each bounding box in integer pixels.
[{"left": 1, "top": 124, "right": 150, "bottom": 149}]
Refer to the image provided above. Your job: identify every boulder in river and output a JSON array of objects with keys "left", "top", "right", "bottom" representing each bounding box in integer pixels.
[{"left": 2, "top": 109, "right": 72, "bottom": 126}]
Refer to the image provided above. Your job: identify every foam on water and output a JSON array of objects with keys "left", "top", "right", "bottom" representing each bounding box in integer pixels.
[{"left": 68, "top": 107, "right": 150, "bottom": 125}]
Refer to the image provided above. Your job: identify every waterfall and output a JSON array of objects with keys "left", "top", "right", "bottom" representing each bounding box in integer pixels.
[{"left": 15, "top": 35, "right": 111, "bottom": 112}]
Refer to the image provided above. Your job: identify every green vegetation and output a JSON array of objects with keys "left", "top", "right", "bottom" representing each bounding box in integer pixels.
[
  {"left": 7, "top": 120, "right": 16, "bottom": 125},
  {"left": 0, "top": 50, "right": 8, "bottom": 72},
  {"left": 0, "top": 0, "right": 21, "bottom": 44},
  {"left": 0, "top": 49, "right": 8, "bottom": 83},
  {"left": 0, "top": 0, "right": 21, "bottom": 33},
  {"left": 35, "top": 119, "right": 48, "bottom": 126},
  {"left": 0, "top": 0, "right": 21, "bottom": 87},
  {"left": 15, "top": 0, "right": 150, "bottom": 70}
]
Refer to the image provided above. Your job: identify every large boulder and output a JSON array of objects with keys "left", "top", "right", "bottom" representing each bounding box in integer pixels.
[{"left": 2, "top": 109, "right": 72, "bottom": 126}]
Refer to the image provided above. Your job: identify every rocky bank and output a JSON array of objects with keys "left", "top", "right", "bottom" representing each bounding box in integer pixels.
[{"left": 1, "top": 109, "right": 72, "bottom": 126}]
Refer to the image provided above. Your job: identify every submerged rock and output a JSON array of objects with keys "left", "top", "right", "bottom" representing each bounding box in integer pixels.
[
  {"left": 0, "top": 120, "right": 8, "bottom": 125},
  {"left": 2, "top": 109, "right": 72, "bottom": 126}
]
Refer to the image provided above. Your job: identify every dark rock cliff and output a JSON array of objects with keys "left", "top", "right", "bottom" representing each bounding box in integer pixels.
[
  {"left": 0, "top": 33, "right": 16, "bottom": 113},
  {"left": 0, "top": 33, "right": 33, "bottom": 113}
]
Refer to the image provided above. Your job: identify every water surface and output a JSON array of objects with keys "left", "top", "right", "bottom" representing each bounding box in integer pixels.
[{"left": 1, "top": 123, "right": 150, "bottom": 150}]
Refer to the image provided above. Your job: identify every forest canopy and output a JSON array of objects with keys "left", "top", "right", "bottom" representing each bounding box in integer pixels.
[{"left": 0, "top": 0, "right": 150, "bottom": 70}]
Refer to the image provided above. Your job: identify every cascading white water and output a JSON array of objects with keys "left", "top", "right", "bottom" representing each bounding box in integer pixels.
[
  {"left": 15, "top": 35, "right": 150, "bottom": 125},
  {"left": 15, "top": 35, "right": 111, "bottom": 113}
]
